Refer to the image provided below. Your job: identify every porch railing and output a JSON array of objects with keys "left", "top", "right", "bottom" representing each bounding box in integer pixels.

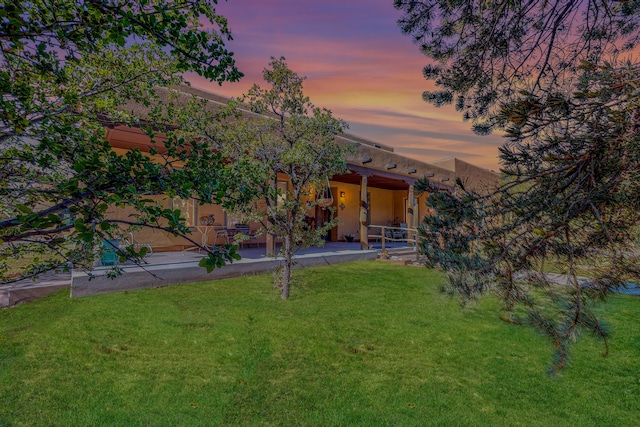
[{"left": 366, "top": 225, "right": 419, "bottom": 252}]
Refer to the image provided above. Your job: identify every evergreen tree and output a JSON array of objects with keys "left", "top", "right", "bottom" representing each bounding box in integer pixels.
[{"left": 397, "top": 0, "right": 640, "bottom": 369}]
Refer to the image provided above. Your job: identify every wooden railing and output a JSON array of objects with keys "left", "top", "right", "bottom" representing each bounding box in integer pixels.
[{"left": 366, "top": 225, "right": 419, "bottom": 251}]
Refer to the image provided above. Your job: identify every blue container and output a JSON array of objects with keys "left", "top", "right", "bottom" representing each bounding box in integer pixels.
[{"left": 101, "top": 238, "right": 121, "bottom": 266}]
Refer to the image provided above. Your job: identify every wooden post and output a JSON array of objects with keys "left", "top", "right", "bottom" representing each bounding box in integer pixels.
[
  {"left": 266, "top": 175, "right": 277, "bottom": 257},
  {"left": 407, "top": 184, "right": 415, "bottom": 228},
  {"left": 359, "top": 175, "right": 369, "bottom": 250}
]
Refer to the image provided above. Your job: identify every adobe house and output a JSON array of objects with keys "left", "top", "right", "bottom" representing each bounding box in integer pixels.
[{"left": 104, "top": 86, "right": 500, "bottom": 254}]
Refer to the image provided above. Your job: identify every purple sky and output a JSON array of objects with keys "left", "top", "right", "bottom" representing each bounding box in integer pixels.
[{"left": 187, "top": 0, "right": 504, "bottom": 171}]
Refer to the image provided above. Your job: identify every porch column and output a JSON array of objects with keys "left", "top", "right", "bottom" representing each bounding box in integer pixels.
[
  {"left": 407, "top": 184, "right": 415, "bottom": 228},
  {"left": 266, "top": 175, "right": 277, "bottom": 257},
  {"left": 359, "top": 175, "right": 368, "bottom": 250},
  {"left": 265, "top": 232, "right": 276, "bottom": 257}
]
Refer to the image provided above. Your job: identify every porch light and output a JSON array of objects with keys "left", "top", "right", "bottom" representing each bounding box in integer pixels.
[
  {"left": 386, "top": 163, "right": 397, "bottom": 170},
  {"left": 340, "top": 191, "right": 345, "bottom": 198},
  {"left": 361, "top": 157, "right": 373, "bottom": 164},
  {"left": 407, "top": 168, "right": 417, "bottom": 174}
]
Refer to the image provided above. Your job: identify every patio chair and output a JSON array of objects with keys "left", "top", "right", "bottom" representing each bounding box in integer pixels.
[
  {"left": 399, "top": 223, "right": 408, "bottom": 239},
  {"left": 214, "top": 228, "right": 229, "bottom": 245},
  {"left": 121, "top": 232, "right": 153, "bottom": 255},
  {"left": 232, "top": 224, "right": 257, "bottom": 248}
]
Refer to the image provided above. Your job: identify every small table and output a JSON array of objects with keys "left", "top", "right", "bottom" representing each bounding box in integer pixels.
[
  {"left": 184, "top": 226, "right": 226, "bottom": 253},
  {"left": 196, "top": 226, "right": 215, "bottom": 246}
]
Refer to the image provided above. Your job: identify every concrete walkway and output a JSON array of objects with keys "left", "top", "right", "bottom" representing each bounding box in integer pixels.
[
  {"left": 2, "top": 242, "right": 383, "bottom": 306},
  {"left": 4, "top": 245, "right": 638, "bottom": 306},
  {"left": 71, "top": 242, "right": 380, "bottom": 298}
]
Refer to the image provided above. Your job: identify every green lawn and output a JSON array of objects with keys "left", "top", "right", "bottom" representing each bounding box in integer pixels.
[{"left": 1, "top": 261, "right": 638, "bottom": 426}]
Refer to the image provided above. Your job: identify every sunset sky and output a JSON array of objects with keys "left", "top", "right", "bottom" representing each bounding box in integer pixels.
[{"left": 187, "top": 0, "right": 504, "bottom": 171}]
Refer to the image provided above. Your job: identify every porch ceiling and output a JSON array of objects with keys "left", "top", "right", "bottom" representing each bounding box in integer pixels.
[{"left": 331, "top": 171, "right": 410, "bottom": 191}]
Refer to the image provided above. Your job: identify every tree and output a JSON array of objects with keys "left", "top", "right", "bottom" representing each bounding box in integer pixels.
[
  {"left": 395, "top": 0, "right": 639, "bottom": 134},
  {"left": 396, "top": 0, "right": 640, "bottom": 370},
  {"left": 181, "top": 58, "right": 353, "bottom": 299},
  {"left": 1, "top": 0, "right": 244, "bottom": 282}
]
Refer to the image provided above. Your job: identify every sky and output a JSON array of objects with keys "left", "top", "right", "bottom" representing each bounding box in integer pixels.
[{"left": 187, "top": 0, "right": 504, "bottom": 171}]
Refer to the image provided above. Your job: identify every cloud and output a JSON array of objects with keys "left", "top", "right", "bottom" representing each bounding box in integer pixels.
[{"left": 188, "top": 0, "right": 503, "bottom": 170}]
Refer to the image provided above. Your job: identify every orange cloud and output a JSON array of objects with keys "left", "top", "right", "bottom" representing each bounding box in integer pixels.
[{"left": 188, "top": 1, "right": 505, "bottom": 170}]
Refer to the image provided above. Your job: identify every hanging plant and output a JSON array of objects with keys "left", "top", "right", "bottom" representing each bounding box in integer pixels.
[{"left": 316, "top": 177, "right": 333, "bottom": 208}]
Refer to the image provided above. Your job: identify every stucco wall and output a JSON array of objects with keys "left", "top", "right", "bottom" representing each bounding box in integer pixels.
[
  {"left": 327, "top": 182, "right": 408, "bottom": 241},
  {"left": 331, "top": 182, "right": 361, "bottom": 240}
]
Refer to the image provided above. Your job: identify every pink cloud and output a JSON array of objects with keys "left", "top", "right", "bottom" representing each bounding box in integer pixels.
[{"left": 189, "top": 0, "right": 504, "bottom": 170}]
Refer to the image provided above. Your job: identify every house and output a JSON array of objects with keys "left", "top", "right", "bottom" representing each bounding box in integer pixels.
[{"left": 104, "top": 86, "right": 499, "bottom": 255}]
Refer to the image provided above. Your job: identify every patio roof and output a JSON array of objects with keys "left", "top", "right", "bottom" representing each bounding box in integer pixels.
[{"left": 332, "top": 168, "right": 410, "bottom": 191}]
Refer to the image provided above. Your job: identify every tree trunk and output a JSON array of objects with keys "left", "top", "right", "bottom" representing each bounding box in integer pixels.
[{"left": 280, "top": 234, "right": 293, "bottom": 300}]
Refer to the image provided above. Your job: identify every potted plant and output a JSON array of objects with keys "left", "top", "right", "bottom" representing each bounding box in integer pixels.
[
  {"left": 199, "top": 214, "right": 215, "bottom": 226},
  {"left": 344, "top": 233, "right": 355, "bottom": 242}
]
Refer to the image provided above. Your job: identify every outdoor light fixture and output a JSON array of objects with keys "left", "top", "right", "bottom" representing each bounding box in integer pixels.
[
  {"left": 361, "top": 157, "right": 373, "bottom": 164},
  {"left": 440, "top": 177, "right": 450, "bottom": 182},
  {"left": 425, "top": 172, "right": 435, "bottom": 177},
  {"left": 407, "top": 168, "right": 417, "bottom": 174},
  {"left": 340, "top": 191, "right": 345, "bottom": 198},
  {"left": 386, "top": 163, "right": 397, "bottom": 170}
]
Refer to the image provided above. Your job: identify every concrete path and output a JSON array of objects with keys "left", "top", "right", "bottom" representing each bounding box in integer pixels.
[
  {"left": 71, "top": 245, "right": 379, "bottom": 298},
  {"left": 1, "top": 242, "right": 385, "bottom": 306},
  {"left": 529, "top": 272, "right": 640, "bottom": 296}
]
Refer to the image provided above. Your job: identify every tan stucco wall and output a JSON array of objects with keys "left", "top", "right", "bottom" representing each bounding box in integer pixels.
[
  {"left": 331, "top": 182, "right": 360, "bottom": 240},
  {"left": 430, "top": 158, "right": 499, "bottom": 193},
  {"left": 369, "top": 187, "right": 395, "bottom": 227}
]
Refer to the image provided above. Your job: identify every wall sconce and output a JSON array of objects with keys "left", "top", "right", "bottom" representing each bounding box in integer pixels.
[
  {"left": 440, "top": 177, "right": 450, "bottom": 182},
  {"left": 340, "top": 191, "right": 345, "bottom": 198},
  {"left": 425, "top": 172, "right": 435, "bottom": 177},
  {"left": 361, "top": 157, "right": 373, "bottom": 164},
  {"left": 407, "top": 168, "right": 417, "bottom": 174},
  {"left": 386, "top": 163, "right": 397, "bottom": 170}
]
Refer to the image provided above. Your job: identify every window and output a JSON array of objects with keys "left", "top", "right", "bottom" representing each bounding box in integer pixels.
[{"left": 170, "top": 198, "right": 197, "bottom": 227}]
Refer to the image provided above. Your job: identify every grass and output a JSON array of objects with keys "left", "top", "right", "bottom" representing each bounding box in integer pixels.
[
  {"left": 2, "top": 251, "right": 65, "bottom": 281},
  {"left": 0, "top": 260, "right": 638, "bottom": 426}
]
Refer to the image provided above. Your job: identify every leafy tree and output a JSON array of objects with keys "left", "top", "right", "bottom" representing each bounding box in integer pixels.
[
  {"left": 182, "top": 58, "right": 353, "bottom": 299},
  {"left": 1, "top": 0, "right": 244, "bottom": 281},
  {"left": 396, "top": 0, "right": 640, "bottom": 369}
]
